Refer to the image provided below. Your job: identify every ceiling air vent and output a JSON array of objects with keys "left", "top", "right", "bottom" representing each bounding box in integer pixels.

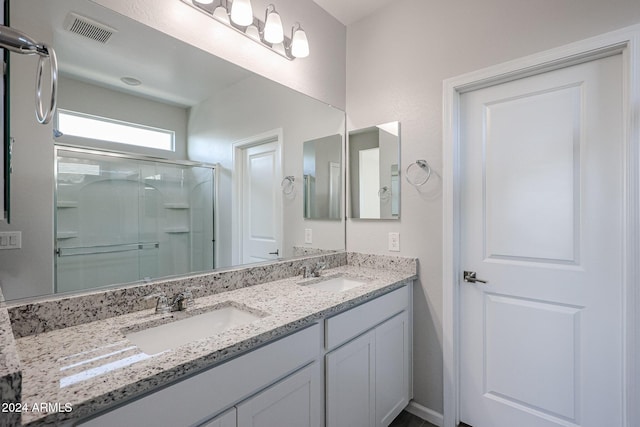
[{"left": 63, "top": 13, "right": 117, "bottom": 44}]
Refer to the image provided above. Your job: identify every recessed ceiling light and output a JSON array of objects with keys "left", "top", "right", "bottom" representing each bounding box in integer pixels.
[{"left": 121, "top": 77, "right": 142, "bottom": 86}]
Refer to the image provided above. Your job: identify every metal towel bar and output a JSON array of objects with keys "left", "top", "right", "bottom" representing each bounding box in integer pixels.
[{"left": 56, "top": 242, "right": 160, "bottom": 257}]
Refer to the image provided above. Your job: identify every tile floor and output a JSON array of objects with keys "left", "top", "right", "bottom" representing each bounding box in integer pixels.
[{"left": 389, "top": 410, "right": 439, "bottom": 427}]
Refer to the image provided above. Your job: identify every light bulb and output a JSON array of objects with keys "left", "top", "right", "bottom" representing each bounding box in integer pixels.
[
  {"left": 212, "top": 6, "right": 230, "bottom": 24},
  {"left": 245, "top": 25, "right": 260, "bottom": 41},
  {"left": 264, "top": 7, "right": 284, "bottom": 44},
  {"left": 230, "top": 0, "right": 253, "bottom": 26},
  {"left": 291, "top": 27, "right": 309, "bottom": 58}
]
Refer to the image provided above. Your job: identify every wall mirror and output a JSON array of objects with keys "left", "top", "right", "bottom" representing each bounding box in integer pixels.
[
  {"left": 348, "top": 122, "right": 400, "bottom": 220},
  {"left": 0, "top": 0, "right": 345, "bottom": 301},
  {"left": 303, "top": 134, "right": 342, "bottom": 220}
]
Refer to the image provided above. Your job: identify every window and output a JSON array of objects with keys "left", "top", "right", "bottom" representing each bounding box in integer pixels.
[{"left": 56, "top": 110, "right": 175, "bottom": 151}]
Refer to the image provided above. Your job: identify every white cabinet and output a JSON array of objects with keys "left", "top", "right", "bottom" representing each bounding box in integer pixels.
[
  {"left": 326, "top": 330, "right": 376, "bottom": 427},
  {"left": 237, "top": 363, "right": 320, "bottom": 427},
  {"left": 375, "top": 311, "right": 410, "bottom": 426},
  {"left": 201, "top": 408, "right": 236, "bottom": 427},
  {"left": 77, "top": 324, "right": 319, "bottom": 427},
  {"left": 77, "top": 284, "right": 412, "bottom": 427},
  {"left": 325, "top": 296, "right": 411, "bottom": 427}
]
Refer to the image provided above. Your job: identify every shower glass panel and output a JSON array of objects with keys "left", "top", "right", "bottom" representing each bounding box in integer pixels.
[{"left": 55, "top": 148, "right": 214, "bottom": 293}]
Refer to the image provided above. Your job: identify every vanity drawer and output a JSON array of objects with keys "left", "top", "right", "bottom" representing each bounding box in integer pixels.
[
  {"left": 78, "top": 323, "right": 320, "bottom": 427},
  {"left": 325, "top": 284, "right": 409, "bottom": 350}
]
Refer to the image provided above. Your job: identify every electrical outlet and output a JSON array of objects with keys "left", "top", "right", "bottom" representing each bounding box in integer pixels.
[
  {"left": 0, "top": 231, "right": 21, "bottom": 250},
  {"left": 304, "top": 228, "right": 312, "bottom": 244},
  {"left": 388, "top": 232, "right": 400, "bottom": 252}
]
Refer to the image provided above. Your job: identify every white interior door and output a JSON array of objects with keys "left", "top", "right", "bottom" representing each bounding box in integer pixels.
[
  {"left": 329, "top": 161, "right": 340, "bottom": 219},
  {"left": 459, "top": 54, "right": 623, "bottom": 427},
  {"left": 241, "top": 140, "right": 281, "bottom": 263}
]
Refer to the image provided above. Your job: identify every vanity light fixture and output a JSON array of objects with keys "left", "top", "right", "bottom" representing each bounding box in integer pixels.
[
  {"left": 263, "top": 4, "right": 284, "bottom": 44},
  {"left": 290, "top": 23, "right": 309, "bottom": 58},
  {"left": 230, "top": 0, "right": 253, "bottom": 26},
  {"left": 184, "top": 0, "right": 309, "bottom": 60}
]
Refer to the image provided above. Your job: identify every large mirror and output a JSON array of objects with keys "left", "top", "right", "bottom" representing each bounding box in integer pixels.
[
  {"left": 348, "top": 122, "right": 400, "bottom": 220},
  {"left": 303, "top": 134, "right": 342, "bottom": 220},
  {"left": 0, "top": 0, "right": 345, "bottom": 301}
]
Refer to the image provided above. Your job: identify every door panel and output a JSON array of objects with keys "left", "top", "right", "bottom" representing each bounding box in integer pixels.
[
  {"left": 484, "top": 294, "right": 580, "bottom": 420},
  {"left": 326, "top": 331, "right": 375, "bottom": 427},
  {"left": 460, "top": 54, "right": 623, "bottom": 427},
  {"left": 242, "top": 141, "right": 281, "bottom": 263},
  {"left": 375, "top": 311, "right": 410, "bottom": 427},
  {"left": 485, "top": 85, "right": 580, "bottom": 263},
  {"left": 236, "top": 363, "right": 320, "bottom": 427}
]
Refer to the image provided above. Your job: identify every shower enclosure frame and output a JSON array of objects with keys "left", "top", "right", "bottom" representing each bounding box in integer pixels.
[{"left": 53, "top": 143, "right": 219, "bottom": 293}]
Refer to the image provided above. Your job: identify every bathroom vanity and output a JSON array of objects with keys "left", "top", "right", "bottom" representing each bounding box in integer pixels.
[{"left": 0, "top": 252, "right": 416, "bottom": 427}]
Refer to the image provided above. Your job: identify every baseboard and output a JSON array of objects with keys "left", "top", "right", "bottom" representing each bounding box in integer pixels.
[{"left": 405, "top": 400, "right": 444, "bottom": 427}]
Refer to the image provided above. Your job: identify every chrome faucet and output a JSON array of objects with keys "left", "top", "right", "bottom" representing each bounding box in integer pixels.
[
  {"left": 145, "top": 287, "right": 199, "bottom": 314},
  {"left": 301, "top": 262, "right": 326, "bottom": 278},
  {"left": 144, "top": 289, "right": 171, "bottom": 314},
  {"left": 312, "top": 262, "right": 326, "bottom": 277},
  {"left": 300, "top": 265, "right": 312, "bottom": 278},
  {"left": 171, "top": 288, "right": 196, "bottom": 311}
]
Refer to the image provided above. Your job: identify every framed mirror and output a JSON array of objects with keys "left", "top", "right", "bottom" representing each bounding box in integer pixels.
[
  {"left": 348, "top": 122, "right": 400, "bottom": 220},
  {"left": 303, "top": 134, "right": 342, "bottom": 220},
  {"left": 0, "top": 0, "right": 345, "bottom": 301}
]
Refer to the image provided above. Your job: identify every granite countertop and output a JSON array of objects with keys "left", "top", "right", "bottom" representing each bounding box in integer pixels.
[{"left": 4, "top": 255, "right": 416, "bottom": 426}]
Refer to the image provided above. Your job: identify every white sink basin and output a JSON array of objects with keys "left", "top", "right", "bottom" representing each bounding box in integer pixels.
[
  {"left": 304, "top": 276, "right": 367, "bottom": 292},
  {"left": 126, "top": 305, "right": 263, "bottom": 354}
]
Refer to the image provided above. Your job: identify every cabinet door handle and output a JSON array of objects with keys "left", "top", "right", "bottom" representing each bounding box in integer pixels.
[{"left": 269, "top": 249, "right": 279, "bottom": 256}]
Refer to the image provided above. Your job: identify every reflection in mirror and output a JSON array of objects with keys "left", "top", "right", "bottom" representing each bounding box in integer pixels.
[
  {"left": 0, "top": 0, "right": 345, "bottom": 301},
  {"left": 303, "top": 134, "right": 342, "bottom": 220},
  {"left": 348, "top": 122, "right": 400, "bottom": 220}
]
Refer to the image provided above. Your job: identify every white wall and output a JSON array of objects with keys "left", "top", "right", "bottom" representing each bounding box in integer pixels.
[
  {"left": 90, "top": 0, "right": 346, "bottom": 110},
  {"left": 188, "top": 75, "right": 345, "bottom": 267},
  {"left": 345, "top": 0, "right": 640, "bottom": 417},
  {"left": 0, "top": 11, "right": 189, "bottom": 301}
]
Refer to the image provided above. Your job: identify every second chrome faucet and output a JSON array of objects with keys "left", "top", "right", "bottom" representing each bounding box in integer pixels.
[
  {"left": 145, "top": 287, "right": 198, "bottom": 314},
  {"left": 300, "top": 262, "right": 326, "bottom": 278}
]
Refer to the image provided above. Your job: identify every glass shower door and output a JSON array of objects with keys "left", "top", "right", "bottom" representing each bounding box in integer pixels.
[
  {"left": 56, "top": 150, "right": 143, "bottom": 292},
  {"left": 55, "top": 148, "right": 215, "bottom": 294}
]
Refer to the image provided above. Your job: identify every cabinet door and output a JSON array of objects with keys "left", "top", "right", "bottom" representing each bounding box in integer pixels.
[
  {"left": 375, "top": 311, "right": 410, "bottom": 426},
  {"left": 326, "top": 330, "right": 376, "bottom": 427},
  {"left": 200, "top": 408, "right": 236, "bottom": 427},
  {"left": 237, "top": 363, "right": 320, "bottom": 427}
]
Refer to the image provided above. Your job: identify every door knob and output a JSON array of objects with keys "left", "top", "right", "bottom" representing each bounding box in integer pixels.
[{"left": 463, "top": 271, "right": 487, "bottom": 284}]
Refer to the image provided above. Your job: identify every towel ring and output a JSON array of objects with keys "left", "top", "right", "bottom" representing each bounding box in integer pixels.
[
  {"left": 281, "top": 176, "right": 295, "bottom": 195},
  {"left": 405, "top": 160, "right": 431, "bottom": 187},
  {"left": 35, "top": 44, "right": 58, "bottom": 124}
]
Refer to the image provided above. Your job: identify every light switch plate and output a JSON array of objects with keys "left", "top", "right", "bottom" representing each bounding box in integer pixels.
[
  {"left": 304, "top": 228, "right": 312, "bottom": 244},
  {"left": 0, "top": 231, "right": 21, "bottom": 250},
  {"left": 388, "top": 232, "right": 400, "bottom": 252}
]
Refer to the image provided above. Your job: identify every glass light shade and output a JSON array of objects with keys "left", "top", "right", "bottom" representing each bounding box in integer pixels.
[
  {"left": 245, "top": 25, "right": 260, "bottom": 41},
  {"left": 291, "top": 28, "right": 309, "bottom": 58},
  {"left": 272, "top": 42, "right": 286, "bottom": 56},
  {"left": 212, "top": 6, "right": 230, "bottom": 24},
  {"left": 264, "top": 11, "right": 284, "bottom": 43},
  {"left": 230, "top": 0, "right": 253, "bottom": 26}
]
